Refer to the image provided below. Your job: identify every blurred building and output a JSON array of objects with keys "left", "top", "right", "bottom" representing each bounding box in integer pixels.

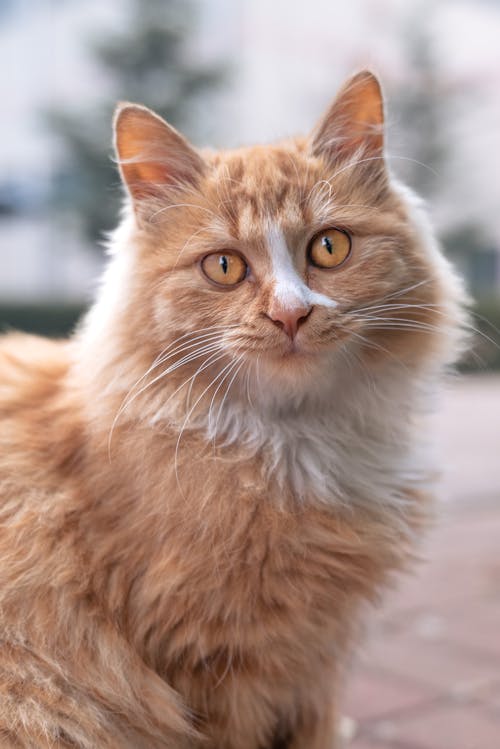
[{"left": 1, "top": 0, "right": 499, "bottom": 303}]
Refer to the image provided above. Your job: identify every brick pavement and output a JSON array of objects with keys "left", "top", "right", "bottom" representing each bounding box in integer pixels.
[{"left": 341, "top": 376, "right": 500, "bottom": 749}]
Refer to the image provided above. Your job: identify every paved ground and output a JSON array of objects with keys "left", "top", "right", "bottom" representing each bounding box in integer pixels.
[{"left": 341, "top": 375, "right": 500, "bottom": 749}]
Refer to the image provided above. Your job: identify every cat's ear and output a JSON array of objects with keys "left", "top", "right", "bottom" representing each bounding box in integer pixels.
[
  {"left": 113, "top": 103, "right": 206, "bottom": 203},
  {"left": 311, "top": 71, "right": 385, "bottom": 162}
]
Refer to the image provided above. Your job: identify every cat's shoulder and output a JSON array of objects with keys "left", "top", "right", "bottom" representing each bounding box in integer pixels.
[
  {"left": 0, "top": 332, "right": 83, "bottom": 497},
  {"left": 0, "top": 332, "right": 70, "bottom": 410}
]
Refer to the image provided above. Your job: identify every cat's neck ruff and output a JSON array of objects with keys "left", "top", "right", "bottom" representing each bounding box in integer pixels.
[{"left": 169, "top": 355, "right": 436, "bottom": 512}]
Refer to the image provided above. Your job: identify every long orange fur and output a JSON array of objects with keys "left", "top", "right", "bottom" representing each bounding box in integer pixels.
[{"left": 0, "top": 72, "right": 467, "bottom": 748}]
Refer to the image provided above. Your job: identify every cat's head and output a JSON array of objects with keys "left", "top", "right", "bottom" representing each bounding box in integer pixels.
[{"left": 101, "top": 71, "right": 464, "bottom": 416}]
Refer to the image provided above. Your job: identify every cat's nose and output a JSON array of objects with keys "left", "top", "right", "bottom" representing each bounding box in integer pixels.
[{"left": 266, "top": 303, "right": 312, "bottom": 340}]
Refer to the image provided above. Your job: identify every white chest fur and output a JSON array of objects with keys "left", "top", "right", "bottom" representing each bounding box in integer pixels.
[{"left": 205, "top": 363, "right": 435, "bottom": 512}]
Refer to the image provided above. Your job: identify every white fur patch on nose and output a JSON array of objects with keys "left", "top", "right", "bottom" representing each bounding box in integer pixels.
[{"left": 267, "top": 226, "right": 338, "bottom": 309}]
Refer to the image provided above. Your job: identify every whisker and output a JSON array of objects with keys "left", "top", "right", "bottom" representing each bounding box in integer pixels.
[
  {"left": 120, "top": 325, "right": 236, "bottom": 404},
  {"left": 116, "top": 338, "right": 224, "bottom": 419},
  {"left": 149, "top": 336, "right": 227, "bottom": 379},
  {"left": 351, "top": 279, "right": 433, "bottom": 312},
  {"left": 353, "top": 301, "right": 440, "bottom": 315},
  {"left": 210, "top": 355, "right": 246, "bottom": 445},
  {"left": 149, "top": 202, "right": 219, "bottom": 223},
  {"left": 322, "top": 153, "right": 438, "bottom": 184},
  {"left": 352, "top": 298, "right": 500, "bottom": 366},
  {"left": 304, "top": 178, "right": 333, "bottom": 208},
  {"left": 358, "top": 309, "right": 499, "bottom": 351},
  {"left": 116, "top": 326, "right": 236, "bottom": 413},
  {"left": 345, "top": 329, "right": 410, "bottom": 372},
  {"left": 387, "top": 154, "right": 439, "bottom": 177},
  {"left": 206, "top": 355, "right": 243, "bottom": 439},
  {"left": 172, "top": 225, "right": 207, "bottom": 268},
  {"left": 338, "top": 340, "right": 381, "bottom": 396},
  {"left": 360, "top": 322, "right": 445, "bottom": 335},
  {"left": 154, "top": 325, "right": 238, "bottom": 364},
  {"left": 160, "top": 350, "right": 229, "bottom": 418},
  {"left": 174, "top": 355, "right": 242, "bottom": 495},
  {"left": 357, "top": 315, "right": 444, "bottom": 330},
  {"left": 107, "top": 339, "right": 227, "bottom": 458},
  {"left": 469, "top": 309, "right": 500, "bottom": 339},
  {"left": 328, "top": 155, "right": 386, "bottom": 181},
  {"left": 255, "top": 354, "right": 262, "bottom": 392},
  {"left": 245, "top": 358, "right": 256, "bottom": 410},
  {"left": 185, "top": 350, "right": 229, "bottom": 409}
]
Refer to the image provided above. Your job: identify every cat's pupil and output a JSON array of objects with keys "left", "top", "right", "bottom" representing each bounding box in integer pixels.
[
  {"left": 219, "top": 255, "right": 229, "bottom": 274},
  {"left": 322, "top": 237, "right": 333, "bottom": 254}
]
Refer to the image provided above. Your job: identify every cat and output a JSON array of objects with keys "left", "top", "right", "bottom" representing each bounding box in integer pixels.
[{"left": 0, "top": 71, "right": 467, "bottom": 748}]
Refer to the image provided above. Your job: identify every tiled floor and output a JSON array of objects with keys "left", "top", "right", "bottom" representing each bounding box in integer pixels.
[{"left": 341, "top": 376, "right": 500, "bottom": 749}]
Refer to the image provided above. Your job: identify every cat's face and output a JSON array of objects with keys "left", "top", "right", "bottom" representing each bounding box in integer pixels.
[{"left": 111, "top": 73, "right": 455, "bottom": 409}]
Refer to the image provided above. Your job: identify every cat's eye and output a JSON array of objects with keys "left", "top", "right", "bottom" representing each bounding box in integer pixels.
[
  {"left": 201, "top": 252, "right": 248, "bottom": 286},
  {"left": 308, "top": 228, "right": 351, "bottom": 269}
]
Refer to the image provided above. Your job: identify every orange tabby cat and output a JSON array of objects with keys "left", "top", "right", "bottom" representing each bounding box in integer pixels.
[{"left": 0, "top": 72, "right": 466, "bottom": 748}]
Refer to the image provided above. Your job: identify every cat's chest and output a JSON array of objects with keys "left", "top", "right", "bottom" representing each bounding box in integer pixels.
[
  {"left": 202, "top": 401, "right": 414, "bottom": 510},
  {"left": 205, "top": 406, "right": 344, "bottom": 503},
  {"left": 144, "top": 490, "right": 388, "bottom": 686},
  {"left": 134, "top": 402, "right": 422, "bottom": 663}
]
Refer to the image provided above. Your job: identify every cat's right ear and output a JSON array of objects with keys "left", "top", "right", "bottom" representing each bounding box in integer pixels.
[{"left": 113, "top": 103, "right": 206, "bottom": 206}]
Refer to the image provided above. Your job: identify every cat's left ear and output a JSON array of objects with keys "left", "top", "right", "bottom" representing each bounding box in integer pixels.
[
  {"left": 113, "top": 103, "right": 206, "bottom": 205},
  {"left": 311, "top": 71, "right": 385, "bottom": 163}
]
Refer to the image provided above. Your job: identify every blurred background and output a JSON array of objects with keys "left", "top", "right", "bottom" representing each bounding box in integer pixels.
[{"left": 1, "top": 1, "right": 499, "bottom": 747}]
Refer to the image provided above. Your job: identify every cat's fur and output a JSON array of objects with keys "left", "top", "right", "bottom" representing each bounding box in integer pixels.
[{"left": 0, "top": 72, "right": 466, "bottom": 748}]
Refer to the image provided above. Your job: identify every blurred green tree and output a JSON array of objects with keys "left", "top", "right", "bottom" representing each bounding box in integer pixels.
[
  {"left": 47, "top": 0, "right": 224, "bottom": 245},
  {"left": 388, "top": 10, "right": 448, "bottom": 203},
  {"left": 390, "top": 13, "right": 499, "bottom": 298}
]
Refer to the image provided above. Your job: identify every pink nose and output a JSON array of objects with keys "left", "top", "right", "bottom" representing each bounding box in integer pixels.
[{"left": 267, "top": 303, "right": 312, "bottom": 340}]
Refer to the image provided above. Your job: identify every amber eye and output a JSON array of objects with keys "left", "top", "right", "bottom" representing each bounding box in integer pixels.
[
  {"left": 201, "top": 252, "right": 248, "bottom": 286},
  {"left": 308, "top": 228, "right": 351, "bottom": 269}
]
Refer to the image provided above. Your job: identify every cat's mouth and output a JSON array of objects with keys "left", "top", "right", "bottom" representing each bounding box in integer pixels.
[
  {"left": 264, "top": 337, "right": 306, "bottom": 359},
  {"left": 271, "top": 329, "right": 347, "bottom": 358},
  {"left": 280, "top": 339, "right": 301, "bottom": 356},
  {"left": 269, "top": 338, "right": 323, "bottom": 361}
]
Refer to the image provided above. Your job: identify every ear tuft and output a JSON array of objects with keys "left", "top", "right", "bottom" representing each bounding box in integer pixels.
[
  {"left": 311, "top": 70, "right": 385, "bottom": 162},
  {"left": 113, "top": 103, "right": 205, "bottom": 203}
]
